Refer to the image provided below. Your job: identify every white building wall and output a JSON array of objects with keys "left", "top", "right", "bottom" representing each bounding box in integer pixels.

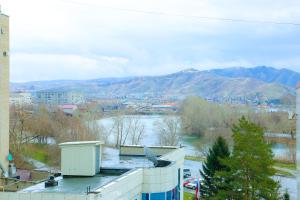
[
  {"left": 61, "top": 145, "right": 96, "bottom": 176},
  {"left": 142, "top": 163, "right": 178, "bottom": 193},
  {"left": 0, "top": 193, "right": 88, "bottom": 200},
  {"left": 94, "top": 169, "right": 143, "bottom": 200},
  {"left": 0, "top": 10, "right": 9, "bottom": 175},
  {"left": 160, "top": 148, "right": 185, "bottom": 200}
]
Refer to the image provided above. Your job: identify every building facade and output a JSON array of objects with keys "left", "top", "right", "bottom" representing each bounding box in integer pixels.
[
  {"left": 34, "top": 90, "right": 85, "bottom": 105},
  {"left": 9, "top": 92, "right": 32, "bottom": 106},
  {"left": 0, "top": 8, "right": 9, "bottom": 176}
]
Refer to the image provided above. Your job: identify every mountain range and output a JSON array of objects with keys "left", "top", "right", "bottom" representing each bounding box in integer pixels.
[
  {"left": 208, "top": 66, "right": 300, "bottom": 88},
  {"left": 11, "top": 66, "right": 300, "bottom": 105}
]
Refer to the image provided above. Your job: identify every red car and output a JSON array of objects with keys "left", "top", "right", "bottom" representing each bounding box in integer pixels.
[{"left": 183, "top": 178, "right": 196, "bottom": 187}]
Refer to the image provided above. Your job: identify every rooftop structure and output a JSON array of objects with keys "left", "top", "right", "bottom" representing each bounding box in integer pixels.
[
  {"left": 0, "top": 142, "right": 185, "bottom": 200},
  {"left": 0, "top": 8, "right": 9, "bottom": 176},
  {"left": 59, "top": 141, "right": 103, "bottom": 176}
]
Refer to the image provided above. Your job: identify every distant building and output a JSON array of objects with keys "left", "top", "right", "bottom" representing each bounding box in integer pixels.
[
  {"left": 151, "top": 103, "right": 177, "bottom": 112},
  {"left": 58, "top": 104, "right": 78, "bottom": 115},
  {"left": 34, "top": 90, "right": 85, "bottom": 105},
  {"left": 9, "top": 92, "right": 32, "bottom": 106}
]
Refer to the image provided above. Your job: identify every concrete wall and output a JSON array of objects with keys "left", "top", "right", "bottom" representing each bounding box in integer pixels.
[
  {"left": 120, "top": 145, "right": 178, "bottom": 156},
  {"left": 160, "top": 148, "right": 185, "bottom": 200},
  {"left": 94, "top": 169, "right": 143, "bottom": 200},
  {"left": 0, "top": 11, "right": 9, "bottom": 175},
  {"left": 0, "top": 192, "right": 88, "bottom": 200},
  {"left": 142, "top": 163, "right": 178, "bottom": 193}
]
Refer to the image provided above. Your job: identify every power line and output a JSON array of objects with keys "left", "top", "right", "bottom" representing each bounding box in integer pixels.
[{"left": 57, "top": 0, "right": 300, "bottom": 26}]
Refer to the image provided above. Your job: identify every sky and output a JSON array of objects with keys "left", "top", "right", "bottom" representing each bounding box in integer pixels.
[{"left": 1, "top": 0, "right": 300, "bottom": 82}]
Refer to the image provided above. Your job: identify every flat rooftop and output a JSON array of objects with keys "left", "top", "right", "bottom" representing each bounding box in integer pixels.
[
  {"left": 102, "top": 147, "right": 154, "bottom": 168},
  {"left": 21, "top": 175, "right": 117, "bottom": 194},
  {"left": 19, "top": 147, "right": 155, "bottom": 194}
]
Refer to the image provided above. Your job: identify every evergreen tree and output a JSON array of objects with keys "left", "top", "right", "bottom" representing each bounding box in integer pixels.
[
  {"left": 216, "top": 116, "right": 280, "bottom": 200},
  {"left": 200, "top": 136, "right": 230, "bottom": 199},
  {"left": 283, "top": 189, "right": 290, "bottom": 200}
]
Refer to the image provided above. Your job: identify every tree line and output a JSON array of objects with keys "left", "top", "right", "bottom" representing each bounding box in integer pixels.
[
  {"left": 180, "top": 96, "right": 295, "bottom": 138},
  {"left": 9, "top": 104, "right": 180, "bottom": 167}
]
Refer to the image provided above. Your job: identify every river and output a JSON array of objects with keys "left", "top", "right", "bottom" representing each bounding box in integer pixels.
[{"left": 98, "top": 115, "right": 292, "bottom": 158}]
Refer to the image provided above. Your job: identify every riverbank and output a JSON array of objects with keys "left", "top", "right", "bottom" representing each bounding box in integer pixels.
[{"left": 184, "top": 155, "right": 296, "bottom": 177}]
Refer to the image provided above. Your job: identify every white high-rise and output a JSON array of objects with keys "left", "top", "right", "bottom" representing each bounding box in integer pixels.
[{"left": 0, "top": 7, "right": 9, "bottom": 176}]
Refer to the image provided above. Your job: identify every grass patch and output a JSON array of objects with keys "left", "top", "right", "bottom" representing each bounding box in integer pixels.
[
  {"left": 275, "top": 169, "right": 294, "bottom": 177},
  {"left": 22, "top": 144, "right": 60, "bottom": 167},
  {"left": 274, "top": 162, "right": 296, "bottom": 170},
  {"left": 185, "top": 155, "right": 205, "bottom": 162},
  {"left": 30, "top": 151, "right": 49, "bottom": 163},
  {"left": 184, "top": 192, "right": 196, "bottom": 200}
]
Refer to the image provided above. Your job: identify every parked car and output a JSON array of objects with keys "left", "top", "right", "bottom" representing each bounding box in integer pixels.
[
  {"left": 183, "top": 168, "right": 191, "bottom": 178},
  {"left": 185, "top": 182, "right": 197, "bottom": 190},
  {"left": 183, "top": 178, "right": 194, "bottom": 187}
]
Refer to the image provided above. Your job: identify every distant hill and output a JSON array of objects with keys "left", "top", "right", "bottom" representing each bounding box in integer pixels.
[
  {"left": 11, "top": 66, "right": 298, "bottom": 105},
  {"left": 208, "top": 66, "right": 300, "bottom": 88}
]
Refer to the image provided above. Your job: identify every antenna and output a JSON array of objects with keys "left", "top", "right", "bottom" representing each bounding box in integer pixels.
[{"left": 144, "top": 146, "right": 158, "bottom": 167}]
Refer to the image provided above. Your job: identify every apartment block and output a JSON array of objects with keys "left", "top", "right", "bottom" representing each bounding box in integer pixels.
[
  {"left": 35, "top": 90, "right": 85, "bottom": 105},
  {"left": 9, "top": 92, "right": 32, "bottom": 106}
]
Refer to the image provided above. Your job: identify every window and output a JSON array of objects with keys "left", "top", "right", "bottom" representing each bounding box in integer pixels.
[
  {"left": 166, "top": 191, "right": 172, "bottom": 200},
  {"left": 142, "top": 193, "right": 149, "bottom": 200},
  {"left": 3, "top": 51, "right": 7, "bottom": 56},
  {"left": 150, "top": 192, "right": 165, "bottom": 200}
]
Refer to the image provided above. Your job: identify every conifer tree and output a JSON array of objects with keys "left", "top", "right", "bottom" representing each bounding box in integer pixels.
[
  {"left": 216, "top": 116, "right": 280, "bottom": 200},
  {"left": 200, "top": 136, "right": 230, "bottom": 198},
  {"left": 283, "top": 190, "right": 290, "bottom": 200}
]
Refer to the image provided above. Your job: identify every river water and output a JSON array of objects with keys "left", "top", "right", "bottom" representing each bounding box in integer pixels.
[
  {"left": 98, "top": 115, "right": 296, "bottom": 199},
  {"left": 98, "top": 115, "right": 291, "bottom": 158}
]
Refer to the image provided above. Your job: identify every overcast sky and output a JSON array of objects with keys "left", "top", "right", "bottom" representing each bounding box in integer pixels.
[{"left": 1, "top": 0, "right": 300, "bottom": 82}]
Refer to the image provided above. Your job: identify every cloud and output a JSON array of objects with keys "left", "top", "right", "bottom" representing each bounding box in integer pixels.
[
  {"left": 1, "top": 0, "right": 300, "bottom": 81},
  {"left": 11, "top": 53, "right": 129, "bottom": 82}
]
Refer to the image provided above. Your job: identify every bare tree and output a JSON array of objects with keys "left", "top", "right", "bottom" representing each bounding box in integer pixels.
[
  {"left": 155, "top": 117, "right": 181, "bottom": 146},
  {"left": 112, "top": 115, "right": 125, "bottom": 148},
  {"left": 287, "top": 141, "right": 296, "bottom": 163},
  {"left": 9, "top": 105, "right": 31, "bottom": 151},
  {"left": 111, "top": 115, "right": 146, "bottom": 147},
  {"left": 96, "top": 123, "right": 110, "bottom": 143},
  {"left": 129, "top": 117, "right": 145, "bottom": 145}
]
